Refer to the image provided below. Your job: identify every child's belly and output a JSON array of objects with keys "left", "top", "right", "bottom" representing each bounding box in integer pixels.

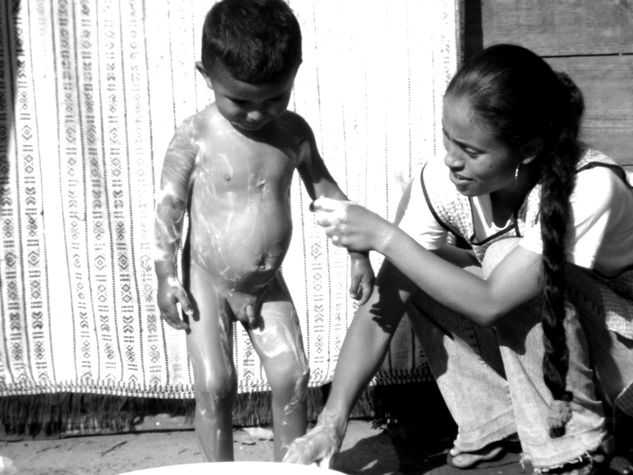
[{"left": 188, "top": 200, "right": 292, "bottom": 291}]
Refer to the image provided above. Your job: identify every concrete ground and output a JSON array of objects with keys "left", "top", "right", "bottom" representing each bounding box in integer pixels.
[{"left": 0, "top": 416, "right": 527, "bottom": 475}]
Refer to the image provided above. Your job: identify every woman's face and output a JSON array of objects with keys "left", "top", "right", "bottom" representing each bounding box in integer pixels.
[{"left": 441, "top": 96, "right": 521, "bottom": 197}]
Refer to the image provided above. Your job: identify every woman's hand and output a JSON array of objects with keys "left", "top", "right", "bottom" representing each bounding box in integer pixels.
[
  {"left": 311, "top": 198, "right": 394, "bottom": 254},
  {"left": 282, "top": 408, "right": 348, "bottom": 467}
]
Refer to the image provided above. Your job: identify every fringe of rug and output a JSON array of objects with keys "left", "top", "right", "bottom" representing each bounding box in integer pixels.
[{"left": 0, "top": 382, "right": 440, "bottom": 439}]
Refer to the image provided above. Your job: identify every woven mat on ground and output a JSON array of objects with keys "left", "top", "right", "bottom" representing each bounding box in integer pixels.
[{"left": 0, "top": 0, "right": 458, "bottom": 402}]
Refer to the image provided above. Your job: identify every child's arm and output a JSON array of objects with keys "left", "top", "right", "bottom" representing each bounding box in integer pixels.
[
  {"left": 295, "top": 122, "right": 375, "bottom": 304},
  {"left": 154, "top": 119, "right": 198, "bottom": 331}
]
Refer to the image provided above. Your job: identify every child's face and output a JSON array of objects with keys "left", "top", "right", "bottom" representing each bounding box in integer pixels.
[{"left": 199, "top": 63, "right": 298, "bottom": 133}]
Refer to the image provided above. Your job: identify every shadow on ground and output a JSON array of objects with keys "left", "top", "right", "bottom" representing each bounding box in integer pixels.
[
  {"left": 335, "top": 432, "right": 401, "bottom": 474},
  {"left": 360, "top": 382, "right": 528, "bottom": 475}
]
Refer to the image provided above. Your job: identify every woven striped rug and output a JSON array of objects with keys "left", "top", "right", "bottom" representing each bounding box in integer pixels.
[{"left": 0, "top": 0, "right": 458, "bottom": 402}]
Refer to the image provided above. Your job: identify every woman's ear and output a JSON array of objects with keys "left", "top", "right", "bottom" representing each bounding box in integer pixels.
[
  {"left": 195, "top": 62, "right": 213, "bottom": 89},
  {"left": 521, "top": 139, "right": 543, "bottom": 165}
]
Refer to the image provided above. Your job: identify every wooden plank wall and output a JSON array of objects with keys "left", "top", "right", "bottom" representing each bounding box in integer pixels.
[{"left": 464, "top": 0, "right": 633, "bottom": 170}]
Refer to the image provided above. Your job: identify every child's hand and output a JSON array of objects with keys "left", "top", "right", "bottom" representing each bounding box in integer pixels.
[
  {"left": 349, "top": 252, "right": 374, "bottom": 305},
  {"left": 156, "top": 276, "right": 194, "bottom": 331}
]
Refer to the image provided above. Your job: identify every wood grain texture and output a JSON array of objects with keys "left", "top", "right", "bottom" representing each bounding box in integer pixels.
[
  {"left": 471, "top": 0, "right": 633, "bottom": 166},
  {"left": 546, "top": 55, "right": 633, "bottom": 166},
  {"left": 482, "top": 0, "right": 633, "bottom": 56}
]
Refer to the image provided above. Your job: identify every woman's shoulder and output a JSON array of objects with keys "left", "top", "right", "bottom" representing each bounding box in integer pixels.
[
  {"left": 575, "top": 165, "right": 619, "bottom": 196},
  {"left": 576, "top": 148, "right": 632, "bottom": 189},
  {"left": 578, "top": 148, "right": 623, "bottom": 172},
  {"left": 418, "top": 158, "right": 474, "bottom": 237},
  {"left": 421, "top": 158, "right": 467, "bottom": 204},
  {"left": 421, "top": 156, "right": 447, "bottom": 176},
  {"left": 573, "top": 158, "right": 632, "bottom": 217},
  {"left": 421, "top": 158, "right": 453, "bottom": 190}
]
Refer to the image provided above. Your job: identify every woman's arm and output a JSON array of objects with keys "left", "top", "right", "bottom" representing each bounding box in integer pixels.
[
  {"left": 283, "top": 259, "right": 417, "bottom": 465},
  {"left": 313, "top": 198, "right": 544, "bottom": 326},
  {"left": 433, "top": 244, "right": 479, "bottom": 268},
  {"left": 323, "top": 259, "right": 417, "bottom": 415},
  {"left": 382, "top": 226, "right": 542, "bottom": 325}
]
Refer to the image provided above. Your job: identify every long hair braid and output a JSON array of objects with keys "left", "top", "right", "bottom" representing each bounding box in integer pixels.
[
  {"left": 446, "top": 46, "right": 585, "bottom": 438},
  {"left": 539, "top": 71, "right": 584, "bottom": 437}
]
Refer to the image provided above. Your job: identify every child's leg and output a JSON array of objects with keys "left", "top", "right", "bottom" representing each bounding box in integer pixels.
[
  {"left": 187, "top": 263, "right": 237, "bottom": 462},
  {"left": 247, "top": 272, "right": 309, "bottom": 461}
]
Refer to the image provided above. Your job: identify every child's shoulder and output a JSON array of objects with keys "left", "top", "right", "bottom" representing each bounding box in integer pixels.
[
  {"left": 183, "top": 103, "right": 220, "bottom": 123},
  {"left": 277, "top": 110, "right": 313, "bottom": 138},
  {"left": 176, "top": 104, "right": 224, "bottom": 136}
]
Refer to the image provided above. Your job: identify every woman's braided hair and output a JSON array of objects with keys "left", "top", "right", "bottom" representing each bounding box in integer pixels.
[{"left": 445, "top": 44, "right": 585, "bottom": 437}]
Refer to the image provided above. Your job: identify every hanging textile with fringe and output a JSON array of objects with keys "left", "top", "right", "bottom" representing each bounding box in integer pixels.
[{"left": 0, "top": 0, "right": 459, "bottom": 432}]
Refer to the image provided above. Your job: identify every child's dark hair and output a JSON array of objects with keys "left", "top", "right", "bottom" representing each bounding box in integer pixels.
[
  {"left": 445, "top": 44, "right": 585, "bottom": 437},
  {"left": 201, "top": 0, "right": 302, "bottom": 84}
]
